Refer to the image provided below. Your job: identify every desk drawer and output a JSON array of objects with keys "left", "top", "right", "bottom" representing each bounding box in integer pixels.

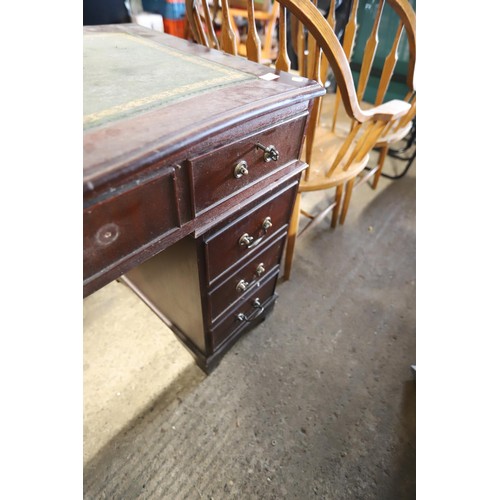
[
  {"left": 202, "top": 180, "right": 297, "bottom": 284},
  {"left": 207, "top": 231, "right": 286, "bottom": 322},
  {"left": 83, "top": 166, "right": 180, "bottom": 280},
  {"left": 210, "top": 268, "right": 279, "bottom": 350},
  {"left": 188, "top": 115, "right": 306, "bottom": 216}
]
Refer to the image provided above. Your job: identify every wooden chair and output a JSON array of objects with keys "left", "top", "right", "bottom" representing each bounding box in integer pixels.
[
  {"left": 229, "top": 0, "right": 280, "bottom": 63},
  {"left": 327, "top": 0, "right": 416, "bottom": 191},
  {"left": 287, "top": 0, "right": 416, "bottom": 279},
  {"left": 185, "top": 0, "right": 413, "bottom": 279}
]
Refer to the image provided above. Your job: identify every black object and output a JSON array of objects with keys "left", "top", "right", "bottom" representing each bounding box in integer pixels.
[{"left": 83, "top": 0, "right": 131, "bottom": 25}]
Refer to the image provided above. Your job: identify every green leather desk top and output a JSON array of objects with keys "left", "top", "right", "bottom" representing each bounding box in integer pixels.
[{"left": 83, "top": 32, "right": 255, "bottom": 130}]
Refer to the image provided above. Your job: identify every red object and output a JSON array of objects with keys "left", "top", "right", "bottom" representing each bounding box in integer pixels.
[{"left": 163, "top": 18, "right": 187, "bottom": 38}]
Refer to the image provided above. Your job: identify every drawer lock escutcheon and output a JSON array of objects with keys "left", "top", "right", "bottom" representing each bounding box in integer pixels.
[
  {"left": 234, "top": 160, "right": 249, "bottom": 179},
  {"left": 256, "top": 143, "right": 280, "bottom": 162}
]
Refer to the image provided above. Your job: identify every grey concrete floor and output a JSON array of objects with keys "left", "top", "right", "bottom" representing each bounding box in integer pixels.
[{"left": 84, "top": 154, "right": 416, "bottom": 499}]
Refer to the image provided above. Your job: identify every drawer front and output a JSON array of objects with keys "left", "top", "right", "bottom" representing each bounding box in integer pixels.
[
  {"left": 188, "top": 115, "right": 306, "bottom": 216},
  {"left": 203, "top": 180, "right": 297, "bottom": 284},
  {"left": 83, "top": 166, "right": 180, "bottom": 280},
  {"left": 207, "top": 231, "right": 286, "bottom": 322},
  {"left": 210, "top": 269, "right": 279, "bottom": 350}
]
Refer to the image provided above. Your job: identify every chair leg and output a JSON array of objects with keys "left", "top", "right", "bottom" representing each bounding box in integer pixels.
[
  {"left": 283, "top": 192, "right": 301, "bottom": 281},
  {"left": 331, "top": 184, "right": 343, "bottom": 229},
  {"left": 372, "top": 144, "right": 388, "bottom": 190},
  {"left": 339, "top": 178, "right": 355, "bottom": 225}
]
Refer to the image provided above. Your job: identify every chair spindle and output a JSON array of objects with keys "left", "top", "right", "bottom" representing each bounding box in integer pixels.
[
  {"left": 246, "top": 0, "right": 262, "bottom": 62},
  {"left": 356, "top": 0, "right": 385, "bottom": 102},
  {"left": 275, "top": 5, "right": 291, "bottom": 72},
  {"left": 220, "top": 0, "right": 238, "bottom": 55}
]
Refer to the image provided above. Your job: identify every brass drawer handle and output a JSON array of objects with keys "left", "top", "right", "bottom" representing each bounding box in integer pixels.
[
  {"left": 252, "top": 298, "right": 264, "bottom": 310},
  {"left": 239, "top": 216, "right": 273, "bottom": 250},
  {"left": 256, "top": 143, "right": 279, "bottom": 162},
  {"left": 234, "top": 160, "right": 249, "bottom": 179},
  {"left": 239, "top": 233, "right": 254, "bottom": 247},
  {"left": 236, "top": 279, "right": 249, "bottom": 292},
  {"left": 236, "top": 298, "right": 265, "bottom": 322},
  {"left": 239, "top": 233, "right": 265, "bottom": 250},
  {"left": 255, "top": 263, "right": 265, "bottom": 276}
]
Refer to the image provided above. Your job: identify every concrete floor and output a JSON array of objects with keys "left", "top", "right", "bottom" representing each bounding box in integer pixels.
[{"left": 84, "top": 153, "right": 416, "bottom": 499}]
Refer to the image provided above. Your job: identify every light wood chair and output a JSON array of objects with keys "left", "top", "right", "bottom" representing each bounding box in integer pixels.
[
  {"left": 324, "top": 0, "right": 416, "bottom": 191},
  {"left": 185, "top": 0, "right": 412, "bottom": 280},
  {"left": 229, "top": 0, "right": 280, "bottom": 63},
  {"left": 286, "top": 0, "right": 416, "bottom": 279}
]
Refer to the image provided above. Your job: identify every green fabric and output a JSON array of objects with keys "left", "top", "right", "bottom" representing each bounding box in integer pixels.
[
  {"left": 83, "top": 32, "right": 255, "bottom": 130},
  {"left": 350, "top": 0, "right": 416, "bottom": 104}
]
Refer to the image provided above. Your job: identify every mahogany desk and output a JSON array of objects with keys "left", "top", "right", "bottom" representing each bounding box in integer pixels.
[{"left": 83, "top": 24, "right": 324, "bottom": 371}]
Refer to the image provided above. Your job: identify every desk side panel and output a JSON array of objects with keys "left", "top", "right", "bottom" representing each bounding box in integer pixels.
[{"left": 123, "top": 237, "right": 206, "bottom": 353}]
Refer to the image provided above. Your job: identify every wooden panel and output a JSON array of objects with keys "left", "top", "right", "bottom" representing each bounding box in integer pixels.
[
  {"left": 203, "top": 180, "right": 298, "bottom": 284},
  {"left": 207, "top": 231, "right": 286, "bottom": 322},
  {"left": 188, "top": 115, "right": 307, "bottom": 216},
  {"left": 123, "top": 236, "right": 206, "bottom": 353},
  {"left": 83, "top": 166, "right": 180, "bottom": 282}
]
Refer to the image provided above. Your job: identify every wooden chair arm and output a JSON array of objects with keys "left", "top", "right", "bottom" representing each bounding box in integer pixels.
[{"left": 363, "top": 99, "right": 412, "bottom": 123}]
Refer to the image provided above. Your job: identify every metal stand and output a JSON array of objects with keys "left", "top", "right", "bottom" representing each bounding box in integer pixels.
[{"left": 380, "top": 119, "right": 416, "bottom": 179}]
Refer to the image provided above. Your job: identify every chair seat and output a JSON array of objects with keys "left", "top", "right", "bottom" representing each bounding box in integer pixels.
[{"left": 376, "top": 119, "right": 412, "bottom": 146}]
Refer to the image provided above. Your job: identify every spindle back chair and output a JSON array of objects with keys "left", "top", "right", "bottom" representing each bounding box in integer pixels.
[
  {"left": 185, "top": 0, "right": 413, "bottom": 279},
  {"left": 301, "top": 0, "right": 416, "bottom": 190},
  {"left": 228, "top": 0, "right": 280, "bottom": 63}
]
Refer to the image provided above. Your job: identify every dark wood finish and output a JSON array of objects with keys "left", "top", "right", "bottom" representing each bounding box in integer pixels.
[
  {"left": 209, "top": 268, "right": 280, "bottom": 349},
  {"left": 121, "top": 170, "right": 302, "bottom": 372},
  {"left": 83, "top": 24, "right": 323, "bottom": 297},
  {"left": 187, "top": 113, "right": 307, "bottom": 216},
  {"left": 83, "top": 25, "right": 324, "bottom": 371},
  {"left": 207, "top": 231, "right": 286, "bottom": 322},
  {"left": 202, "top": 178, "right": 298, "bottom": 284},
  {"left": 122, "top": 237, "right": 206, "bottom": 352},
  {"left": 83, "top": 164, "right": 180, "bottom": 280}
]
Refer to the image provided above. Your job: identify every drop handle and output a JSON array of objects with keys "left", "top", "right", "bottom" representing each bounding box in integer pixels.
[
  {"left": 252, "top": 298, "right": 264, "bottom": 310},
  {"left": 256, "top": 143, "right": 279, "bottom": 162},
  {"left": 239, "top": 216, "right": 272, "bottom": 250},
  {"left": 236, "top": 298, "right": 265, "bottom": 322},
  {"left": 239, "top": 233, "right": 254, "bottom": 247},
  {"left": 239, "top": 233, "right": 265, "bottom": 250},
  {"left": 255, "top": 263, "right": 265, "bottom": 276}
]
